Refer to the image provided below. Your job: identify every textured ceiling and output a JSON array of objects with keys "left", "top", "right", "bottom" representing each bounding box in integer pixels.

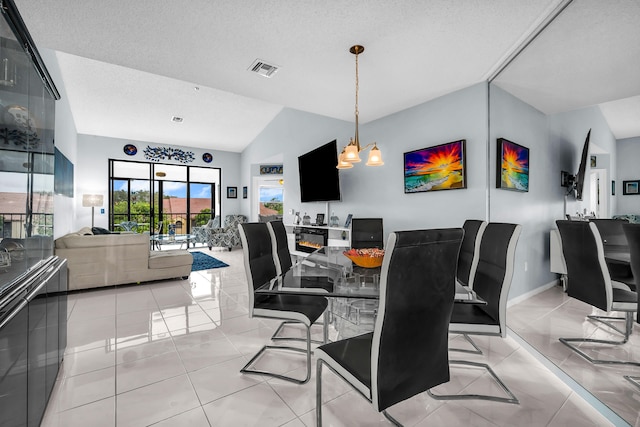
[{"left": 13, "top": 0, "right": 640, "bottom": 151}]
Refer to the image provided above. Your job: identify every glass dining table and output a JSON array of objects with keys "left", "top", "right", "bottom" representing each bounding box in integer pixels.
[
  {"left": 256, "top": 246, "right": 484, "bottom": 310},
  {"left": 256, "top": 246, "right": 484, "bottom": 335}
]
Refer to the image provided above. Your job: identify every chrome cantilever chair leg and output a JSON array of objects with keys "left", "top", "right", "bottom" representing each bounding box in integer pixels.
[
  {"left": 427, "top": 360, "right": 519, "bottom": 404},
  {"left": 449, "top": 333, "right": 483, "bottom": 355},
  {"left": 624, "top": 375, "right": 640, "bottom": 389},
  {"left": 241, "top": 319, "right": 313, "bottom": 384},
  {"left": 270, "top": 315, "right": 328, "bottom": 345},
  {"left": 559, "top": 312, "right": 640, "bottom": 366}
]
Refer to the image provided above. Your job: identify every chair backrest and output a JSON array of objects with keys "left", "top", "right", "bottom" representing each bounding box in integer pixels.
[
  {"left": 120, "top": 221, "right": 138, "bottom": 232},
  {"left": 224, "top": 214, "right": 248, "bottom": 228},
  {"left": 371, "top": 228, "right": 463, "bottom": 412},
  {"left": 622, "top": 223, "right": 640, "bottom": 324},
  {"left": 267, "top": 220, "right": 292, "bottom": 275},
  {"left": 154, "top": 221, "right": 163, "bottom": 235},
  {"left": 457, "top": 219, "right": 487, "bottom": 289},
  {"left": 471, "top": 222, "right": 522, "bottom": 336},
  {"left": 206, "top": 216, "right": 221, "bottom": 229},
  {"left": 238, "top": 222, "right": 277, "bottom": 314},
  {"left": 351, "top": 218, "right": 384, "bottom": 249},
  {"left": 556, "top": 220, "right": 612, "bottom": 311},
  {"left": 590, "top": 218, "right": 629, "bottom": 253}
]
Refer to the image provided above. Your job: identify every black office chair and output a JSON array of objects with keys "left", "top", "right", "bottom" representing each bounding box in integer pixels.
[
  {"left": 238, "top": 222, "right": 329, "bottom": 384},
  {"left": 351, "top": 218, "right": 384, "bottom": 249},
  {"left": 316, "top": 228, "right": 463, "bottom": 426},
  {"left": 590, "top": 218, "right": 635, "bottom": 290},
  {"left": 429, "top": 222, "right": 522, "bottom": 404},
  {"left": 622, "top": 223, "right": 640, "bottom": 387},
  {"left": 556, "top": 220, "right": 638, "bottom": 367},
  {"left": 457, "top": 219, "right": 487, "bottom": 289}
]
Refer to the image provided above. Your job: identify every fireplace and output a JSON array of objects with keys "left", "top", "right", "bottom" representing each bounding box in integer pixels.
[{"left": 294, "top": 227, "right": 328, "bottom": 253}]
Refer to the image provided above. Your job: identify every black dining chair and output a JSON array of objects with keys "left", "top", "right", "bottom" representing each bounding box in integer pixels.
[
  {"left": 590, "top": 218, "right": 635, "bottom": 290},
  {"left": 267, "top": 220, "right": 293, "bottom": 275},
  {"left": 622, "top": 223, "right": 640, "bottom": 387},
  {"left": 266, "top": 220, "right": 330, "bottom": 345},
  {"left": 457, "top": 219, "right": 487, "bottom": 290},
  {"left": 315, "top": 228, "right": 463, "bottom": 426},
  {"left": 429, "top": 222, "right": 522, "bottom": 404},
  {"left": 238, "top": 222, "right": 329, "bottom": 384},
  {"left": 556, "top": 220, "right": 638, "bottom": 367}
]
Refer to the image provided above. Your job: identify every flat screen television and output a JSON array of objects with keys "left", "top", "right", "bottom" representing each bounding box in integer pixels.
[
  {"left": 298, "top": 140, "right": 341, "bottom": 202},
  {"left": 575, "top": 129, "right": 591, "bottom": 200}
]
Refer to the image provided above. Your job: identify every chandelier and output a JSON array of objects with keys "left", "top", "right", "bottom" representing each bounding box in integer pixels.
[{"left": 336, "top": 45, "right": 384, "bottom": 169}]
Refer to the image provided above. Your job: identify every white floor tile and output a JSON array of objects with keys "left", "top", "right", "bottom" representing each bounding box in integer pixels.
[{"left": 40, "top": 255, "right": 627, "bottom": 427}]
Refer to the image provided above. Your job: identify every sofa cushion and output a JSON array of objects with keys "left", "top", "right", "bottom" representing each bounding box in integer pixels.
[
  {"left": 55, "top": 233, "right": 148, "bottom": 249},
  {"left": 149, "top": 250, "right": 193, "bottom": 269}
]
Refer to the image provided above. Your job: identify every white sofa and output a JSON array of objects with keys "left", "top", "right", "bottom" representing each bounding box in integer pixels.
[{"left": 54, "top": 228, "right": 193, "bottom": 291}]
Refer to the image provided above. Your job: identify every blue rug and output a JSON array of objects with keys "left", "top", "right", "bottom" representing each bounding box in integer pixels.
[{"left": 191, "top": 251, "right": 229, "bottom": 271}]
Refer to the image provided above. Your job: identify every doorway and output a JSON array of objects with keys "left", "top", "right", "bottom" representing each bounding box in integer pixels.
[{"left": 589, "top": 169, "right": 608, "bottom": 218}]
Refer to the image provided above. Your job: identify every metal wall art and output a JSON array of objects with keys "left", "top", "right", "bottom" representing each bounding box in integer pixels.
[
  {"left": 260, "top": 164, "right": 283, "bottom": 174},
  {"left": 143, "top": 145, "right": 195, "bottom": 163}
]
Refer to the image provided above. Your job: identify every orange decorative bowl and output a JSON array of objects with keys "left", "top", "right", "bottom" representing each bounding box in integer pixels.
[{"left": 343, "top": 249, "right": 385, "bottom": 268}]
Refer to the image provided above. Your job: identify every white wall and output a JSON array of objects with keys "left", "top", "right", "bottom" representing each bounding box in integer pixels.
[
  {"left": 41, "top": 48, "right": 78, "bottom": 238},
  {"left": 489, "top": 85, "right": 618, "bottom": 299},
  {"left": 242, "top": 83, "right": 489, "bottom": 243},
  {"left": 548, "top": 105, "right": 618, "bottom": 217},
  {"left": 616, "top": 136, "right": 640, "bottom": 214},
  {"left": 75, "top": 134, "right": 241, "bottom": 230},
  {"left": 489, "top": 85, "right": 558, "bottom": 298}
]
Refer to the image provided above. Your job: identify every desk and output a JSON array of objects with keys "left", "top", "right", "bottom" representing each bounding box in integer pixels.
[{"left": 256, "top": 246, "right": 482, "bottom": 303}]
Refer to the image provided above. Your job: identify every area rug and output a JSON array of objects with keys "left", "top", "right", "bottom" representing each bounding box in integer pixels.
[{"left": 191, "top": 251, "right": 229, "bottom": 271}]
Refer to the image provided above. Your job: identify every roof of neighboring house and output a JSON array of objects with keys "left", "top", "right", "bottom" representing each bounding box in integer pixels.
[
  {"left": 0, "top": 192, "right": 54, "bottom": 214},
  {"left": 162, "top": 197, "right": 212, "bottom": 214},
  {"left": 260, "top": 204, "right": 279, "bottom": 215}
]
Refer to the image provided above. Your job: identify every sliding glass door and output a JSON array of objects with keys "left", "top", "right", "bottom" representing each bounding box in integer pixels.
[{"left": 109, "top": 160, "right": 220, "bottom": 234}]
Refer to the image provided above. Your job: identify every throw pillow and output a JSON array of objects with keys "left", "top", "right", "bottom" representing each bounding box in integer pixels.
[{"left": 91, "top": 227, "right": 111, "bottom": 235}]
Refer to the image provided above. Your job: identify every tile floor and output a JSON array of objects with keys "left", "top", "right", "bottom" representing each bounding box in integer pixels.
[
  {"left": 41, "top": 248, "right": 620, "bottom": 427},
  {"left": 508, "top": 284, "right": 640, "bottom": 426}
]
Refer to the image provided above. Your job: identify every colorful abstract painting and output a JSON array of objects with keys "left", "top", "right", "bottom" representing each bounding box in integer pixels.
[
  {"left": 497, "top": 138, "right": 529, "bottom": 192},
  {"left": 404, "top": 140, "right": 466, "bottom": 193}
]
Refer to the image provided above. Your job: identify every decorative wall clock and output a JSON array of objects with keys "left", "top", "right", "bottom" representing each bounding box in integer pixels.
[
  {"left": 123, "top": 144, "right": 137, "bottom": 156},
  {"left": 202, "top": 153, "right": 213, "bottom": 163}
]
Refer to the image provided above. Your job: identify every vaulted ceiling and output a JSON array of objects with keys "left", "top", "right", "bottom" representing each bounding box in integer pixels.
[{"left": 13, "top": 0, "right": 640, "bottom": 152}]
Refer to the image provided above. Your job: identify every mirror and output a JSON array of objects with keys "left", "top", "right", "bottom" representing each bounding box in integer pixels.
[{"left": 490, "top": 1, "right": 640, "bottom": 424}]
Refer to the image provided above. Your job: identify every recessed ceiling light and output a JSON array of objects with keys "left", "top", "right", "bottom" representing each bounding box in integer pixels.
[
  {"left": 171, "top": 116, "right": 184, "bottom": 123},
  {"left": 194, "top": 86, "right": 200, "bottom": 91}
]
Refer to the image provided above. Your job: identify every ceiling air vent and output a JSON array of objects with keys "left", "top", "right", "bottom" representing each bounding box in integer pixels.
[
  {"left": 171, "top": 116, "right": 184, "bottom": 123},
  {"left": 248, "top": 59, "right": 280, "bottom": 78}
]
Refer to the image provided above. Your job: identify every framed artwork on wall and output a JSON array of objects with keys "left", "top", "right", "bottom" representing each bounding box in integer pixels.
[
  {"left": 496, "top": 138, "right": 529, "bottom": 192},
  {"left": 623, "top": 180, "right": 640, "bottom": 195},
  {"left": 612, "top": 180, "right": 615, "bottom": 196},
  {"left": 227, "top": 186, "right": 237, "bottom": 198},
  {"left": 260, "top": 164, "right": 283, "bottom": 175},
  {"left": 403, "top": 139, "right": 466, "bottom": 193},
  {"left": 243, "top": 186, "right": 247, "bottom": 199}
]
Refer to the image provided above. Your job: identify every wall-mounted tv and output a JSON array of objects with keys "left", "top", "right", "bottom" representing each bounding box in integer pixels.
[
  {"left": 574, "top": 129, "right": 591, "bottom": 201},
  {"left": 298, "top": 140, "right": 341, "bottom": 203},
  {"left": 560, "top": 129, "right": 591, "bottom": 200}
]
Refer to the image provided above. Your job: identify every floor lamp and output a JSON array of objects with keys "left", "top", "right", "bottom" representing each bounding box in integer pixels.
[{"left": 82, "top": 194, "right": 103, "bottom": 228}]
